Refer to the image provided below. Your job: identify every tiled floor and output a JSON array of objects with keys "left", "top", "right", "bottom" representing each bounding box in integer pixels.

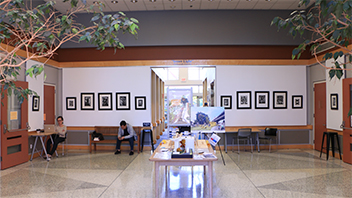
[{"left": 1, "top": 148, "right": 351, "bottom": 198}]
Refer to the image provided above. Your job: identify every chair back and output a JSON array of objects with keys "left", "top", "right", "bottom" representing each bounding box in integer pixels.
[
  {"left": 238, "top": 128, "right": 252, "bottom": 137},
  {"left": 265, "top": 128, "right": 277, "bottom": 136}
]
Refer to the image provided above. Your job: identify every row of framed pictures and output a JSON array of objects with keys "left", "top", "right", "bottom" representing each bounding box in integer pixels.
[
  {"left": 66, "top": 92, "right": 146, "bottom": 111},
  {"left": 220, "top": 91, "right": 303, "bottom": 110}
]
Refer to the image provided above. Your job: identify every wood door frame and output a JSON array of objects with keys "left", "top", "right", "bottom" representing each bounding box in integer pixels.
[
  {"left": 313, "top": 80, "right": 326, "bottom": 150},
  {"left": 1, "top": 81, "right": 29, "bottom": 170},
  {"left": 44, "top": 83, "right": 56, "bottom": 124}
]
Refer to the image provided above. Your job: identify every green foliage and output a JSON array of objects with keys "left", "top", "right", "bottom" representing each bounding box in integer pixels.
[
  {"left": 0, "top": 0, "right": 139, "bottom": 103},
  {"left": 271, "top": 0, "right": 352, "bottom": 80}
]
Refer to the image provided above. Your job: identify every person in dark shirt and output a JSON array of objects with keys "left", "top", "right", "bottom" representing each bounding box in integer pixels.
[{"left": 115, "top": 120, "right": 137, "bottom": 155}]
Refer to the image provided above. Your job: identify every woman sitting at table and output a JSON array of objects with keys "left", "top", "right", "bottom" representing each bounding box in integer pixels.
[{"left": 46, "top": 116, "right": 67, "bottom": 160}]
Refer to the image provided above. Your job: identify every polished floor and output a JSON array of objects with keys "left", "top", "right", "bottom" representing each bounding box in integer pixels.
[{"left": 1, "top": 148, "right": 351, "bottom": 198}]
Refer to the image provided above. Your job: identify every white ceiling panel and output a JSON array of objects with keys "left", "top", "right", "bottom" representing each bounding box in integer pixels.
[
  {"left": 236, "top": 0, "right": 259, "bottom": 9},
  {"left": 47, "top": 0, "right": 315, "bottom": 13},
  {"left": 108, "top": 1, "right": 130, "bottom": 11},
  {"left": 217, "top": 1, "right": 239, "bottom": 9},
  {"left": 145, "top": 3, "right": 165, "bottom": 10},
  {"left": 200, "top": 2, "right": 220, "bottom": 9}
]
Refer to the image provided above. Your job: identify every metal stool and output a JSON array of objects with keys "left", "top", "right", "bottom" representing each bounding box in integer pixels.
[
  {"left": 319, "top": 132, "right": 342, "bottom": 160},
  {"left": 141, "top": 129, "right": 154, "bottom": 152}
]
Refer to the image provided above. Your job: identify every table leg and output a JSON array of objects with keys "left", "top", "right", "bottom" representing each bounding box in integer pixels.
[
  {"left": 209, "top": 162, "right": 213, "bottom": 198},
  {"left": 225, "top": 132, "right": 227, "bottom": 153},
  {"left": 256, "top": 133, "right": 260, "bottom": 152},
  {"left": 39, "top": 137, "right": 50, "bottom": 161},
  {"left": 30, "top": 136, "right": 39, "bottom": 161},
  {"left": 155, "top": 162, "right": 159, "bottom": 198}
]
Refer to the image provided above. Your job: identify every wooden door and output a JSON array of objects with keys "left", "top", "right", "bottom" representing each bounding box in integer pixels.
[
  {"left": 1, "top": 81, "right": 28, "bottom": 170},
  {"left": 44, "top": 85, "right": 55, "bottom": 124},
  {"left": 314, "top": 82, "right": 326, "bottom": 151},
  {"left": 343, "top": 78, "right": 352, "bottom": 164}
]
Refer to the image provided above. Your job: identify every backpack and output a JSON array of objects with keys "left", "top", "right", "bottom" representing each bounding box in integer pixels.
[{"left": 92, "top": 131, "right": 104, "bottom": 141}]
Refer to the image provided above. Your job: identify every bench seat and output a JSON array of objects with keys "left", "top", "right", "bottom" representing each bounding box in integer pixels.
[{"left": 89, "top": 126, "right": 141, "bottom": 153}]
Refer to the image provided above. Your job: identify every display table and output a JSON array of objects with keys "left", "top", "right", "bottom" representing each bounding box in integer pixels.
[
  {"left": 29, "top": 131, "right": 57, "bottom": 161},
  {"left": 149, "top": 140, "right": 218, "bottom": 197}
]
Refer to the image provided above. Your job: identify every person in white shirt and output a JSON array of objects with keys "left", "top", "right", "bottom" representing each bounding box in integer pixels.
[{"left": 46, "top": 116, "right": 67, "bottom": 160}]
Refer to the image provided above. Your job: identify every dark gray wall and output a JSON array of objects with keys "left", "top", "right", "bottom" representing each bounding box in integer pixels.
[{"left": 63, "top": 10, "right": 307, "bottom": 48}]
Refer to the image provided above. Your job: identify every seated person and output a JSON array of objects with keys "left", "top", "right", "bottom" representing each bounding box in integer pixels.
[
  {"left": 115, "top": 120, "right": 137, "bottom": 155},
  {"left": 46, "top": 116, "right": 67, "bottom": 160}
]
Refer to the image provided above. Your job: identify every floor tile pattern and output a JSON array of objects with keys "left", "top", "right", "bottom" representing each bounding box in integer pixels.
[{"left": 1, "top": 148, "right": 351, "bottom": 198}]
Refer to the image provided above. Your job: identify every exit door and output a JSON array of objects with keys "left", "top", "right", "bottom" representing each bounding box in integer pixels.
[{"left": 0, "top": 81, "right": 29, "bottom": 170}]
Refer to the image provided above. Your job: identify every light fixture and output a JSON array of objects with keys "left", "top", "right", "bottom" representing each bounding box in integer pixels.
[
  {"left": 208, "top": 0, "right": 213, "bottom": 1},
  {"left": 188, "top": 0, "right": 194, "bottom": 2},
  {"left": 93, "top": 1, "right": 99, "bottom": 5},
  {"left": 169, "top": 0, "right": 175, "bottom": 2},
  {"left": 170, "top": 5, "right": 176, "bottom": 8},
  {"left": 111, "top": 0, "right": 118, "bottom": 3},
  {"left": 131, "top": 0, "right": 137, "bottom": 3},
  {"left": 150, "top": 0, "right": 156, "bottom": 2}
]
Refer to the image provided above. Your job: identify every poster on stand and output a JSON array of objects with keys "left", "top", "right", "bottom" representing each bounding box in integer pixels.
[
  {"left": 167, "top": 88, "right": 192, "bottom": 126},
  {"left": 190, "top": 107, "right": 225, "bottom": 132}
]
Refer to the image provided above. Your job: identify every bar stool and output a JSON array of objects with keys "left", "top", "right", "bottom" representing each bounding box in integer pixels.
[
  {"left": 319, "top": 132, "right": 342, "bottom": 160},
  {"left": 141, "top": 129, "right": 155, "bottom": 152}
]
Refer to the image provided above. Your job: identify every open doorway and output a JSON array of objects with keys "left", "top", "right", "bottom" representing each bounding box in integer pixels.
[{"left": 152, "top": 66, "right": 216, "bottom": 135}]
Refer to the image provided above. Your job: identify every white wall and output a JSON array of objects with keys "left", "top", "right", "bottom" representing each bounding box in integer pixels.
[
  {"left": 217, "top": 65, "right": 307, "bottom": 126},
  {"left": 62, "top": 66, "right": 151, "bottom": 126},
  {"left": 26, "top": 60, "right": 44, "bottom": 131},
  {"left": 326, "top": 57, "right": 344, "bottom": 131}
]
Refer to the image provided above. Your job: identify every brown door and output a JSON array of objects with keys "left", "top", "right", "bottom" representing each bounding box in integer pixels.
[
  {"left": 314, "top": 82, "right": 327, "bottom": 151},
  {"left": 1, "top": 81, "right": 29, "bottom": 170},
  {"left": 44, "top": 85, "right": 55, "bottom": 124},
  {"left": 343, "top": 78, "right": 352, "bottom": 164}
]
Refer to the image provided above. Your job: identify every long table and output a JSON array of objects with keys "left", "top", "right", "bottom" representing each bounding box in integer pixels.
[
  {"left": 149, "top": 140, "right": 218, "bottom": 197},
  {"left": 29, "top": 131, "right": 58, "bottom": 161}
]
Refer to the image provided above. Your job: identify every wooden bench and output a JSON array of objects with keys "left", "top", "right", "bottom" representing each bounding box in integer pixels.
[{"left": 89, "top": 126, "right": 141, "bottom": 153}]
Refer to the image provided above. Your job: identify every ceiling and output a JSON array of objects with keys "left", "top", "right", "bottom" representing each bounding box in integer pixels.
[{"left": 46, "top": 0, "right": 316, "bottom": 13}]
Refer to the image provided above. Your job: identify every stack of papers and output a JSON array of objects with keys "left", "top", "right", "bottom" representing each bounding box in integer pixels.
[{"left": 203, "top": 153, "right": 216, "bottom": 159}]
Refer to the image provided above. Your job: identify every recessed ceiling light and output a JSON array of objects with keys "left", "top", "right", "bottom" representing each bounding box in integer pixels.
[
  {"left": 111, "top": 0, "right": 118, "bottom": 3},
  {"left": 131, "top": 0, "right": 137, "bottom": 3},
  {"left": 150, "top": 0, "right": 156, "bottom": 2},
  {"left": 169, "top": 0, "right": 175, "bottom": 2},
  {"left": 188, "top": 0, "right": 194, "bottom": 2},
  {"left": 208, "top": 0, "right": 213, "bottom": 1},
  {"left": 170, "top": 5, "right": 176, "bottom": 8}
]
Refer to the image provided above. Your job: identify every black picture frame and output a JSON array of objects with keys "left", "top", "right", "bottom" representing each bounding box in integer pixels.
[
  {"left": 135, "top": 96, "right": 146, "bottom": 110},
  {"left": 98, "top": 93, "right": 112, "bottom": 110},
  {"left": 116, "top": 92, "right": 130, "bottom": 110},
  {"left": 66, "top": 97, "right": 76, "bottom": 110},
  {"left": 81, "top": 93, "right": 95, "bottom": 110},
  {"left": 255, "top": 91, "right": 269, "bottom": 109},
  {"left": 220, "top": 95, "right": 232, "bottom": 109},
  {"left": 237, "top": 91, "right": 251, "bottom": 109},
  {"left": 330, "top": 93, "right": 338, "bottom": 110},
  {"left": 32, "top": 96, "right": 40, "bottom": 111},
  {"left": 292, "top": 95, "right": 303, "bottom": 109},
  {"left": 273, "top": 91, "right": 287, "bottom": 109}
]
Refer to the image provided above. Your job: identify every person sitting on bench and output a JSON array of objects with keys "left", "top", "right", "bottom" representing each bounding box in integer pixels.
[{"left": 115, "top": 120, "right": 137, "bottom": 155}]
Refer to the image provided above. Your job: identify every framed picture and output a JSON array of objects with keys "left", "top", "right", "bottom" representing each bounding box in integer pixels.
[
  {"left": 255, "top": 91, "right": 269, "bottom": 109},
  {"left": 292, "top": 95, "right": 303, "bottom": 109},
  {"left": 66, "top": 97, "right": 76, "bottom": 110},
  {"left": 98, "top": 93, "right": 112, "bottom": 110},
  {"left": 116, "top": 92, "right": 130, "bottom": 110},
  {"left": 32, "top": 96, "right": 40, "bottom": 111},
  {"left": 220, "top": 95, "right": 232, "bottom": 109},
  {"left": 330, "top": 93, "right": 338, "bottom": 110},
  {"left": 273, "top": 91, "right": 287, "bottom": 109},
  {"left": 81, "top": 93, "right": 95, "bottom": 110},
  {"left": 135, "top": 96, "right": 146, "bottom": 110},
  {"left": 237, "top": 91, "right": 251, "bottom": 109}
]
